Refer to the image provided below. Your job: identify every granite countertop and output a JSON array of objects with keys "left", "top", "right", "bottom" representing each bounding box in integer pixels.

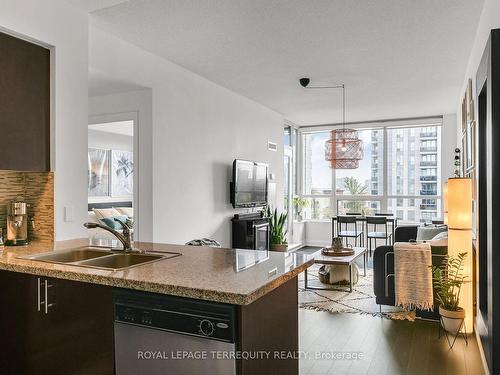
[{"left": 0, "top": 239, "right": 314, "bottom": 305}]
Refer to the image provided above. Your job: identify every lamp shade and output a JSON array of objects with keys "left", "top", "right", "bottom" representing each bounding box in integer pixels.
[
  {"left": 447, "top": 178, "right": 472, "bottom": 230},
  {"left": 324, "top": 129, "right": 363, "bottom": 169},
  {"left": 447, "top": 177, "right": 473, "bottom": 332}
]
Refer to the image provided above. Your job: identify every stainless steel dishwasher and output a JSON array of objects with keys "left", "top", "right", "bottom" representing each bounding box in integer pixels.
[{"left": 113, "top": 289, "right": 237, "bottom": 375}]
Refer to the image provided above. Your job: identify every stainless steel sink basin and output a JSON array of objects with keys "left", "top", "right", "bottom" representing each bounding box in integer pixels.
[
  {"left": 26, "top": 247, "right": 112, "bottom": 263},
  {"left": 78, "top": 253, "right": 165, "bottom": 270},
  {"left": 20, "top": 247, "right": 181, "bottom": 271}
]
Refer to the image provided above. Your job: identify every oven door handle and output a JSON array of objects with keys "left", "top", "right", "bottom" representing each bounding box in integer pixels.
[{"left": 253, "top": 223, "right": 269, "bottom": 229}]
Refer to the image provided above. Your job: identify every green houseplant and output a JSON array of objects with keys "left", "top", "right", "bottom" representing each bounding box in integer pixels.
[
  {"left": 292, "top": 196, "right": 309, "bottom": 221},
  {"left": 266, "top": 206, "right": 288, "bottom": 252},
  {"left": 431, "top": 252, "right": 468, "bottom": 333}
]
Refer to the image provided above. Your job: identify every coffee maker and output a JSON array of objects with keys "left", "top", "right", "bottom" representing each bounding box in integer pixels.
[{"left": 5, "top": 199, "right": 29, "bottom": 246}]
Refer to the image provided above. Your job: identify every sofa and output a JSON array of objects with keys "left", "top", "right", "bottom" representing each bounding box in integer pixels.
[
  {"left": 373, "top": 225, "right": 448, "bottom": 320},
  {"left": 87, "top": 206, "right": 134, "bottom": 242}
]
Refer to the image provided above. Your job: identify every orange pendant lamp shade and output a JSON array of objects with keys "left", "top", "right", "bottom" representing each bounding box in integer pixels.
[{"left": 325, "top": 128, "right": 363, "bottom": 169}]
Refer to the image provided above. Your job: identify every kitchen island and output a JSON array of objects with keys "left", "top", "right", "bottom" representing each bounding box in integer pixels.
[{"left": 0, "top": 239, "right": 313, "bottom": 375}]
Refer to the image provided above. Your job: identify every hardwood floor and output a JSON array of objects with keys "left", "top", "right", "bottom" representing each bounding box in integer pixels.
[{"left": 299, "top": 310, "right": 485, "bottom": 375}]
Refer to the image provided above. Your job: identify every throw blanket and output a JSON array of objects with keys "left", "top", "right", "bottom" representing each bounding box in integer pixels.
[{"left": 394, "top": 242, "right": 433, "bottom": 311}]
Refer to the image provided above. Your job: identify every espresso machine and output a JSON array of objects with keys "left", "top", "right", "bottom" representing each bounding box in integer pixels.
[{"left": 5, "top": 199, "right": 29, "bottom": 246}]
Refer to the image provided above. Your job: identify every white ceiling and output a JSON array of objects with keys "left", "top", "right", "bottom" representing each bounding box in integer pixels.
[
  {"left": 89, "top": 120, "right": 134, "bottom": 136},
  {"left": 84, "top": 0, "right": 483, "bottom": 125}
]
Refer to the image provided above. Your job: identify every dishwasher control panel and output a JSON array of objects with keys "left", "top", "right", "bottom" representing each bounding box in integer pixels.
[{"left": 114, "top": 292, "right": 236, "bottom": 343}]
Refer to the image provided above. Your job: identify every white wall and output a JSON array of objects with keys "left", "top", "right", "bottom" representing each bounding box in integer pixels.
[
  {"left": 89, "top": 90, "right": 154, "bottom": 242},
  {"left": 304, "top": 221, "right": 331, "bottom": 247},
  {"left": 0, "top": 0, "right": 88, "bottom": 240},
  {"left": 442, "top": 113, "right": 458, "bottom": 181},
  {"left": 291, "top": 221, "right": 306, "bottom": 246},
  {"left": 456, "top": 0, "right": 500, "bottom": 142},
  {"left": 88, "top": 129, "right": 133, "bottom": 151},
  {"left": 454, "top": 0, "right": 499, "bottom": 337},
  {"left": 89, "top": 25, "right": 284, "bottom": 247}
]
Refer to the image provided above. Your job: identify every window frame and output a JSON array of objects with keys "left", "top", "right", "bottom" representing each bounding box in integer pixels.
[{"left": 297, "top": 119, "right": 443, "bottom": 223}]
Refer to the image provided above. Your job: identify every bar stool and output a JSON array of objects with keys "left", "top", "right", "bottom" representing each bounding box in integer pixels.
[
  {"left": 365, "top": 216, "right": 392, "bottom": 256},
  {"left": 336, "top": 215, "right": 364, "bottom": 247}
]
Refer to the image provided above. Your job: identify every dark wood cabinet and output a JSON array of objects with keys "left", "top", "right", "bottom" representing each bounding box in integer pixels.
[
  {"left": 231, "top": 215, "right": 270, "bottom": 250},
  {"left": 0, "top": 31, "right": 50, "bottom": 172},
  {"left": 0, "top": 271, "right": 114, "bottom": 375},
  {"left": 238, "top": 277, "right": 299, "bottom": 374}
]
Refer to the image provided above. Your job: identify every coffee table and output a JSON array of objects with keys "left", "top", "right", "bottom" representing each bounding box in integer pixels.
[{"left": 304, "top": 247, "right": 367, "bottom": 292}]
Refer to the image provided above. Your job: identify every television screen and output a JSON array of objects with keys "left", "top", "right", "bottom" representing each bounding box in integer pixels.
[{"left": 232, "top": 160, "right": 268, "bottom": 208}]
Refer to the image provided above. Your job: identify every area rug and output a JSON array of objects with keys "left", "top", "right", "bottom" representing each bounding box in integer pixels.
[{"left": 298, "top": 265, "right": 416, "bottom": 321}]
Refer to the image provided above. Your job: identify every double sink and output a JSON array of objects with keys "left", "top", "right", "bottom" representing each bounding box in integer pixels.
[{"left": 20, "top": 246, "right": 181, "bottom": 271}]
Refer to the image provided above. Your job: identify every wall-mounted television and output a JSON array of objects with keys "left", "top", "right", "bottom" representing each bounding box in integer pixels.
[{"left": 230, "top": 159, "right": 268, "bottom": 208}]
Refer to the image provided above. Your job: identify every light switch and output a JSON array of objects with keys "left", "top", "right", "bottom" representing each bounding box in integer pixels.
[{"left": 64, "top": 206, "right": 73, "bottom": 222}]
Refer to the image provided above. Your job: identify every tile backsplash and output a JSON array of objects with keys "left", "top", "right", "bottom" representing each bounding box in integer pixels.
[{"left": 0, "top": 171, "right": 54, "bottom": 243}]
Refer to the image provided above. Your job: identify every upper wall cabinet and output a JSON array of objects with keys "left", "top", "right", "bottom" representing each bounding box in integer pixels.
[{"left": 0, "top": 32, "right": 50, "bottom": 172}]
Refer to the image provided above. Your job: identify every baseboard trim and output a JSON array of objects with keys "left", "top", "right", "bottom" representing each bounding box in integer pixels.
[
  {"left": 287, "top": 243, "right": 304, "bottom": 251},
  {"left": 305, "top": 241, "right": 330, "bottom": 248}
]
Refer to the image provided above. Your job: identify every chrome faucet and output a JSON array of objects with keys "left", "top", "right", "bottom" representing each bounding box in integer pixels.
[{"left": 84, "top": 218, "right": 134, "bottom": 252}]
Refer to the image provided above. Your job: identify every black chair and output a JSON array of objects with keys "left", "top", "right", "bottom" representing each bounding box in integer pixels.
[
  {"left": 346, "top": 212, "right": 361, "bottom": 216},
  {"left": 336, "top": 215, "right": 364, "bottom": 247},
  {"left": 365, "top": 216, "right": 392, "bottom": 256}
]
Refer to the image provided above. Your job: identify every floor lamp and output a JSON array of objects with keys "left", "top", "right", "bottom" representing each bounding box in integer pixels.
[{"left": 447, "top": 177, "right": 473, "bottom": 333}]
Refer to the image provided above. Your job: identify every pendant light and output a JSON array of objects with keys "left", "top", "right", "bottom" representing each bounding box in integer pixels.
[{"left": 300, "top": 78, "right": 363, "bottom": 169}]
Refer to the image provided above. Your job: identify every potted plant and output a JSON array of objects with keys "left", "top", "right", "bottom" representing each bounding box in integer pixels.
[
  {"left": 266, "top": 206, "right": 288, "bottom": 252},
  {"left": 292, "top": 196, "right": 309, "bottom": 221},
  {"left": 431, "top": 252, "right": 468, "bottom": 333}
]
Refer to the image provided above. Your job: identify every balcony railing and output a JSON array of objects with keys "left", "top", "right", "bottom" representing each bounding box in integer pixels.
[
  {"left": 420, "top": 190, "right": 438, "bottom": 195},
  {"left": 420, "top": 175, "right": 437, "bottom": 181},
  {"left": 420, "top": 132, "right": 437, "bottom": 138},
  {"left": 420, "top": 204, "right": 437, "bottom": 210},
  {"left": 420, "top": 146, "right": 437, "bottom": 152},
  {"left": 420, "top": 160, "right": 437, "bottom": 166}
]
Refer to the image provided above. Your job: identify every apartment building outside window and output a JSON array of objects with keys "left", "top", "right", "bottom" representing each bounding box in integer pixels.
[{"left": 299, "top": 121, "right": 442, "bottom": 223}]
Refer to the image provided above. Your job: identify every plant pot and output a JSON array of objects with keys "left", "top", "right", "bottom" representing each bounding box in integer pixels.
[
  {"left": 439, "top": 306, "right": 465, "bottom": 333},
  {"left": 270, "top": 243, "right": 288, "bottom": 252}
]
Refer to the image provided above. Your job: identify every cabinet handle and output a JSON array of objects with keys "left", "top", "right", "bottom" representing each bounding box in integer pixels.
[
  {"left": 37, "top": 278, "right": 41, "bottom": 311},
  {"left": 44, "top": 280, "right": 54, "bottom": 314}
]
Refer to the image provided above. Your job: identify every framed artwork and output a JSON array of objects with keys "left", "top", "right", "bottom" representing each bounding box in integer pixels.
[
  {"left": 88, "top": 148, "right": 110, "bottom": 197},
  {"left": 461, "top": 78, "right": 476, "bottom": 176},
  {"left": 111, "top": 150, "right": 134, "bottom": 197},
  {"left": 464, "top": 121, "right": 476, "bottom": 173},
  {"left": 462, "top": 95, "right": 467, "bottom": 134},
  {"left": 466, "top": 79, "right": 473, "bottom": 122},
  {"left": 461, "top": 136, "right": 467, "bottom": 177},
  {"left": 470, "top": 120, "right": 476, "bottom": 170}
]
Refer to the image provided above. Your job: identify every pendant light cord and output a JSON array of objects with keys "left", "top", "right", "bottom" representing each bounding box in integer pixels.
[
  {"left": 342, "top": 84, "right": 345, "bottom": 130},
  {"left": 300, "top": 82, "right": 345, "bottom": 128}
]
